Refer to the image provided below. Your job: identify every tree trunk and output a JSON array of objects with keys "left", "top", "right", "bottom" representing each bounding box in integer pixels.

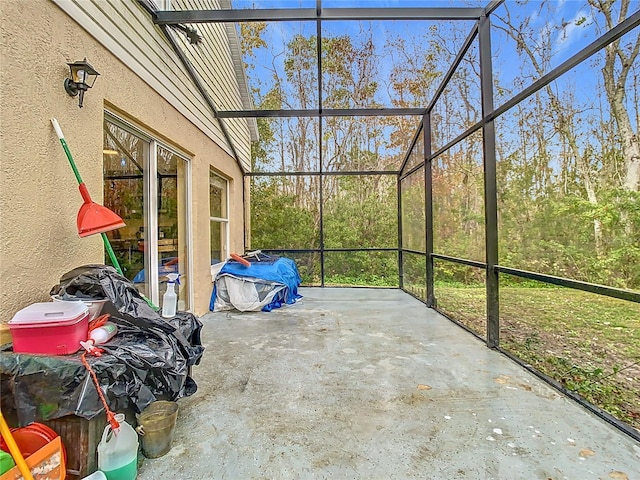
[
  {"left": 593, "top": 0, "right": 640, "bottom": 235},
  {"left": 495, "top": 6, "right": 605, "bottom": 257}
]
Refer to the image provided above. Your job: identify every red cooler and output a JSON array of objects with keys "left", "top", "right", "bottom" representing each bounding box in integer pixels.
[{"left": 8, "top": 302, "right": 89, "bottom": 355}]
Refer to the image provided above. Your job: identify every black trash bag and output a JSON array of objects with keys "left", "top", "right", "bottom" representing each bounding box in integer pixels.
[
  {"left": 1, "top": 264, "right": 204, "bottom": 425},
  {"left": 51, "top": 264, "right": 161, "bottom": 324}
]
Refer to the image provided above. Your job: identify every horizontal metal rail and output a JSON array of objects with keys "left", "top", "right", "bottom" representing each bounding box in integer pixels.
[
  {"left": 261, "top": 247, "right": 398, "bottom": 253},
  {"left": 431, "top": 253, "right": 487, "bottom": 269},
  {"left": 258, "top": 248, "right": 320, "bottom": 254},
  {"left": 247, "top": 170, "right": 398, "bottom": 176},
  {"left": 323, "top": 247, "right": 398, "bottom": 252},
  {"left": 155, "top": 8, "right": 317, "bottom": 23},
  {"left": 154, "top": 7, "right": 484, "bottom": 25},
  {"left": 322, "top": 7, "right": 484, "bottom": 21},
  {"left": 401, "top": 248, "right": 427, "bottom": 256},
  {"left": 217, "top": 108, "right": 425, "bottom": 118},
  {"left": 496, "top": 266, "right": 640, "bottom": 303},
  {"left": 429, "top": 256, "right": 639, "bottom": 302}
]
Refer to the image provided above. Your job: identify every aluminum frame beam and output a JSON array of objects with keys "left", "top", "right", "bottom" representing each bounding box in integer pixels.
[
  {"left": 496, "top": 266, "right": 640, "bottom": 304},
  {"left": 138, "top": 0, "right": 244, "bottom": 171},
  {"left": 154, "top": 8, "right": 484, "bottom": 25},
  {"left": 478, "top": 12, "right": 499, "bottom": 348},
  {"left": 246, "top": 170, "right": 398, "bottom": 176},
  {"left": 426, "top": 23, "right": 479, "bottom": 113},
  {"left": 217, "top": 108, "right": 426, "bottom": 118},
  {"left": 322, "top": 8, "right": 484, "bottom": 20}
]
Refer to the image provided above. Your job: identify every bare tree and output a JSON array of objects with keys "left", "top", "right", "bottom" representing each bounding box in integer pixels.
[{"left": 494, "top": 2, "right": 606, "bottom": 255}]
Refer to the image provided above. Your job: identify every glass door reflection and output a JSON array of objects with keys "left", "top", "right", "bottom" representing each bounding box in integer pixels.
[
  {"left": 103, "top": 120, "right": 151, "bottom": 298},
  {"left": 157, "top": 146, "right": 189, "bottom": 312}
]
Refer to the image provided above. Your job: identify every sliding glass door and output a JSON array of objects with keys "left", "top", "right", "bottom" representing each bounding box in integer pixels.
[{"left": 103, "top": 113, "right": 191, "bottom": 310}]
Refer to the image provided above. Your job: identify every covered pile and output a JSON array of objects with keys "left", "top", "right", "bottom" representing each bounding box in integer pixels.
[{"left": 0, "top": 265, "right": 204, "bottom": 426}]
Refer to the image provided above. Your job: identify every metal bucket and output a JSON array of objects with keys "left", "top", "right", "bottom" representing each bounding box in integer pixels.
[{"left": 135, "top": 401, "right": 179, "bottom": 458}]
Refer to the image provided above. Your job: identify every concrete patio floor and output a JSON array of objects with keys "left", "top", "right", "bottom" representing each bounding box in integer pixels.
[{"left": 137, "top": 287, "right": 640, "bottom": 479}]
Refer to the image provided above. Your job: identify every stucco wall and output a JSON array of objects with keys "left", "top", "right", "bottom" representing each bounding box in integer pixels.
[{"left": 0, "top": 0, "right": 245, "bottom": 321}]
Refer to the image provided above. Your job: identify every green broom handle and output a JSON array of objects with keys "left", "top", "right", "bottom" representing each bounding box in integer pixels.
[
  {"left": 102, "top": 233, "right": 124, "bottom": 276},
  {"left": 102, "top": 232, "right": 158, "bottom": 310},
  {"left": 51, "top": 119, "right": 83, "bottom": 184}
]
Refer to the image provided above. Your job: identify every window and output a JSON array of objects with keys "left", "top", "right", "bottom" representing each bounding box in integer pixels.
[
  {"left": 210, "top": 169, "right": 229, "bottom": 272},
  {"left": 103, "top": 113, "right": 191, "bottom": 310}
]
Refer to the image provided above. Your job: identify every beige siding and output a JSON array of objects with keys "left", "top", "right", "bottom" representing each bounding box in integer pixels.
[
  {"left": 171, "top": 0, "right": 256, "bottom": 163},
  {"left": 52, "top": 0, "right": 252, "bottom": 171}
]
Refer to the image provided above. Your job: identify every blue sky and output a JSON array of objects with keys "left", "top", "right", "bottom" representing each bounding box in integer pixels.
[
  {"left": 226, "top": 0, "right": 639, "bottom": 176},
  {"left": 236, "top": 1, "right": 638, "bottom": 108},
  {"left": 231, "top": 0, "right": 638, "bottom": 159}
]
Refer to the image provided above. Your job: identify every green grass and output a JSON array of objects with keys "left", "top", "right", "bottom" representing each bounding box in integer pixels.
[{"left": 436, "top": 286, "right": 640, "bottom": 429}]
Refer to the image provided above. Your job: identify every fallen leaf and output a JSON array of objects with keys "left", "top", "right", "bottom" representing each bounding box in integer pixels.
[
  {"left": 579, "top": 448, "right": 595, "bottom": 457},
  {"left": 609, "top": 472, "right": 628, "bottom": 480},
  {"left": 417, "top": 384, "right": 432, "bottom": 391}
]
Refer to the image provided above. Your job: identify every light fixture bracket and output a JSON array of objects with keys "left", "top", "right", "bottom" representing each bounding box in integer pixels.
[{"left": 64, "top": 78, "right": 79, "bottom": 97}]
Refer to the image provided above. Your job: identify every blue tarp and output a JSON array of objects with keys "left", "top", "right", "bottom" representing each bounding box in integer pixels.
[
  {"left": 210, "top": 257, "right": 302, "bottom": 312},
  {"left": 132, "top": 257, "right": 179, "bottom": 283}
]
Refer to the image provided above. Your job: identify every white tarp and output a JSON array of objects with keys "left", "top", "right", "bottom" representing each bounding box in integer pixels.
[{"left": 213, "top": 274, "right": 286, "bottom": 312}]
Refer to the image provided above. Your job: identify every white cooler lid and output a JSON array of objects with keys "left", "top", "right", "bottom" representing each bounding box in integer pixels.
[{"left": 9, "top": 302, "right": 89, "bottom": 327}]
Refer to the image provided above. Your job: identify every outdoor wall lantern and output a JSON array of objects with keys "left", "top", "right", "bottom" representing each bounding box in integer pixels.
[{"left": 64, "top": 58, "right": 100, "bottom": 108}]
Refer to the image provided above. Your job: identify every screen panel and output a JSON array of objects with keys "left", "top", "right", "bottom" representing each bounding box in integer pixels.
[
  {"left": 323, "top": 175, "right": 397, "bottom": 249},
  {"left": 434, "top": 258, "right": 486, "bottom": 339},
  {"left": 250, "top": 175, "right": 320, "bottom": 249},
  {"left": 432, "top": 129, "right": 485, "bottom": 263},
  {"left": 400, "top": 167, "right": 425, "bottom": 252},
  {"left": 500, "top": 273, "right": 640, "bottom": 430},
  {"left": 325, "top": 251, "right": 398, "bottom": 287}
]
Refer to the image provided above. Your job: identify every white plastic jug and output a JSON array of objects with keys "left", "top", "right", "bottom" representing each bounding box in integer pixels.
[
  {"left": 97, "top": 414, "right": 139, "bottom": 480},
  {"left": 81, "top": 471, "right": 107, "bottom": 480}
]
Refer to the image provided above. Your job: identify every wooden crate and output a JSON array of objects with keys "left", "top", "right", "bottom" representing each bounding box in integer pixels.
[
  {"left": 42, "top": 415, "right": 104, "bottom": 480},
  {"left": 42, "top": 408, "right": 137, "bottom": 480}
]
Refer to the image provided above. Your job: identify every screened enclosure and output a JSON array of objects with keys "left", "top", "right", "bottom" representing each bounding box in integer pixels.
[{"left": 146, "top": 0, "right": 640, "bottom": 440}]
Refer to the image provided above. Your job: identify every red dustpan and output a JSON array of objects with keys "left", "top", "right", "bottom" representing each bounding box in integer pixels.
[
  {"left": 77, "top": 182, "right": 125, "bottom": 237},
  {"left": 51, "top": 119, "right": 125, "bottom": 238},
  {"left": 51, "top": 118, "right": 125, "bottom": 266}
]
